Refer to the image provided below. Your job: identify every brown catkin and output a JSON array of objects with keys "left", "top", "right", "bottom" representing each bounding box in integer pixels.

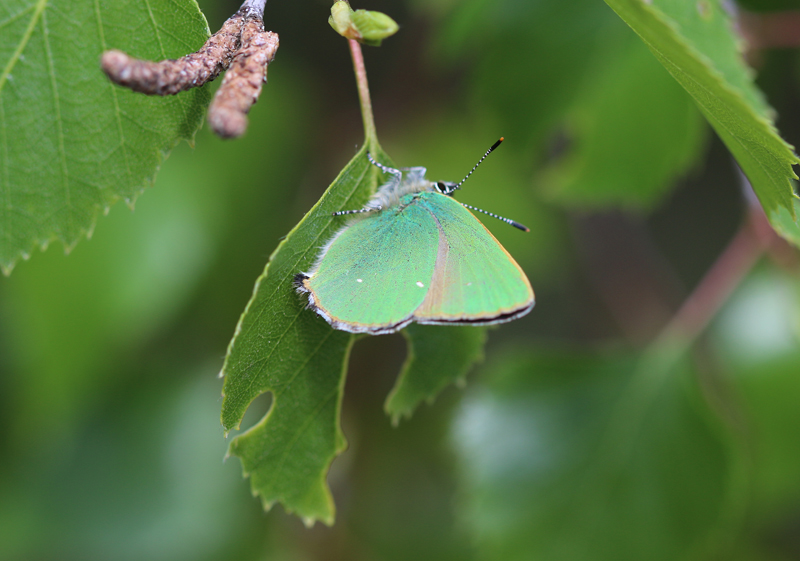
[
  {"left": 207, "top": 18, "right": 279, "bottom": 139},
  {"left": 101, "top": 9, "right": 246, "bottom": 96}
]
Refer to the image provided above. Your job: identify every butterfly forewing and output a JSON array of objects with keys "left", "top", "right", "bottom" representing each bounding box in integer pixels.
[{"left": 412, "top": 193, "right": 534, "bottom": 324}]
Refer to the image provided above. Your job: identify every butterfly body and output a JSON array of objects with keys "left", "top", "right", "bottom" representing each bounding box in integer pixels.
[{"left": 295, "top": 157, "right": 534, "bottom": 335}]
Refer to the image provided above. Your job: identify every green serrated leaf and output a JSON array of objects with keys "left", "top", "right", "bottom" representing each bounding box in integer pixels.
[
  {"left": 603, "top": 0, "right": 800, "bottom": 242},
  {"left": 220, "top": 141, "right": 389, "bottom": 525},
  {"left": 0, "top": 0, "right": 211, "bottom": 274},
  {"left": 436, "top": 0, "right": 625, "bottom": 150},
  {"left": 386, "top": 324, "right": 486, "bottom": 424}
]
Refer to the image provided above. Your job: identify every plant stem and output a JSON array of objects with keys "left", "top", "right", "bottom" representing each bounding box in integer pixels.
[
  {"left": 348, "top": 39, "right": 376, "bottom": 142},
  {"left": 657, "top": 205, "right": 770, "bottom": 349},
  {"left": 240, "top": 0, "right": 266, "bottom": 18},
  {"left": 597, "top": 204, "right": 774, "bottom": 468}
]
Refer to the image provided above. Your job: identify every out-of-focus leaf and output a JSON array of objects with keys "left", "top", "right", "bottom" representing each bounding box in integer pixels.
[
  {"left": 432, "top": 0, "right": 708, "bottom": 209},
  {"left": 386, "top": 324, "right": 486, "bottom": 424},
  {"left": 0, "top": 0, "right": 210, "bottom": 274},
  {"left": 453, "top": 349, "right": 744, "bottom": 561},
  {"left": 436, "top": 0, "right": 625, "bottom": 151},
  {"left": 0, "top": 367, "right": 257, "bottom": 561},
  {"left": 712, "top": 271, "right": 800, "bottom": 365},
  {"left": 732, "top": 353, "right": 800, "bottom": 518},
  {"left": 542, "top": 35, "right": 706, "bottom": 208},
  {"left": 603, "top": 0, "right": 800, "bottom": 244},
  {"left": 711, "top": 271, "right": 800, "bottom": 557}
]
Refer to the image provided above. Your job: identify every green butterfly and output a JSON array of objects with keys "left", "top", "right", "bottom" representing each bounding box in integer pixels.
[{"left": 295, "top": 138, "right": 534, "bottom": 334}]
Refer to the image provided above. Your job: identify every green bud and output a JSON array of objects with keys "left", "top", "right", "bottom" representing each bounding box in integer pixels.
[
  {"left": 328, "top": 1, "right": 399, "bottom": 46},
  {"left": 329, "top": 1, "right": 354, "bottom": 37},
  {"left": 349, "top": 10, "right": 399, "bottom": 46}
]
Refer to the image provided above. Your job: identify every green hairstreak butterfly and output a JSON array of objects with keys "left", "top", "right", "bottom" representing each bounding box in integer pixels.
[{"left": 295, "top": 138, "right": 534, "bottom": 334}]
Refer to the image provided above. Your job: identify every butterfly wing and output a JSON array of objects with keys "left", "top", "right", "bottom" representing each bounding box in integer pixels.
[
  {"left": 411, "top": 192, "right": 534, "bottom": 324},
  {"left": 300, "top": 202, "right": 440, "bottom": 334}
]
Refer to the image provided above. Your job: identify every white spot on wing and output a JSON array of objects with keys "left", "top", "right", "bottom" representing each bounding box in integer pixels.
[
  {"left": 357, "top": 278, "right": 363, "bottom": 283},
  {"left": 416, "top": 281, "right": 424, "bottom": 288}
]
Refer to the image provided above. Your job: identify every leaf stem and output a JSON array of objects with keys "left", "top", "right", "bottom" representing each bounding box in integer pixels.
[{"left": 348, "top": 39, "right": 376, "bottom": 143}]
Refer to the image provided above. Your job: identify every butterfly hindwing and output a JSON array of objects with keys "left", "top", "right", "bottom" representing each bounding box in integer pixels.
[
  {"left": 302, "top": 202, "right": 440, "bottom": 333},
  {"left": 412, "top": 192, "right": 534, "bottom": 324}
]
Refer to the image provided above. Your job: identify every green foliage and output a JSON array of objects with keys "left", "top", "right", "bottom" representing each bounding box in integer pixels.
[
  {"left": 386, "top": 324, "right": 486, "bottom": 424},
  {"left": 4, "top": 0, "right": 800, "bottom": 550},
  {"left": 453, "top": 349, "right": 744, "bottom": 561},
  {"left": 0, "top": 0, "right": 210, "bottom": 274},
  {"left": 604, "top": 0, "right": 800, "bottom": 243}
]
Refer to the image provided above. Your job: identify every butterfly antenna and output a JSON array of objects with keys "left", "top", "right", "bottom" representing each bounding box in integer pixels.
[
  {"left": 454, "top": 137, "right": 504, "bottom": 190},
  {"left": 460, "top": 202, "right": 529, "bottom": 232}
]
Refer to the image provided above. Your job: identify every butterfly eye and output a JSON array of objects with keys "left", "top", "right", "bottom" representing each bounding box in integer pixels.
[{"left": 436, "top": 181, "right": 458, "bottom": 195}]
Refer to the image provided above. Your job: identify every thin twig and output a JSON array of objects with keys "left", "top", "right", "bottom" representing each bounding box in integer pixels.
[
  {"left": 348, "top": 39, "right": 376, "bottom": 142},
  {"left": 657, "top": 205, "right": 770, "bottom": 348}
]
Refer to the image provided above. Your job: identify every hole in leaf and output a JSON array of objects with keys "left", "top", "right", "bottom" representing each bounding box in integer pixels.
[{"left": 236, "top": 390, "right": 274, "bottom": 434}]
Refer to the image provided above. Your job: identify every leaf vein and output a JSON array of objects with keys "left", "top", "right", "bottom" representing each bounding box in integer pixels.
[
  {"left": 41, "top": 9, "right": 72, "bottom": 227},
  {"left": 0, "top": 0, "right": 47, "bottom": 95},
  {"left": 0, "top": 4, "right": 34, "bottom": 32},
  {"left": 93, "top": 0, "right": 133, "bottom": 187},
  {"left": 141, "top": 0, "right": 190, "bottom": 117}
]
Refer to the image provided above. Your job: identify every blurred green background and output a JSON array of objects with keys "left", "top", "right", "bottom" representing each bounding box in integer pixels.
[{"left": 2, "top": 0, "right": 800, "bottom": 559}]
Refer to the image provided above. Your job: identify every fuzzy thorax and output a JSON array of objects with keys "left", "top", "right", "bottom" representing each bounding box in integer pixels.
[{"left": 366, "top": 167, "right": 437, "bottom": 211}]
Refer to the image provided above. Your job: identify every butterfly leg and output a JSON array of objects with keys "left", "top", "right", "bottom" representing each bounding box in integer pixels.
[
  {"left": 333, "top": 153, "right": 400, "bottom": 217},
  {"left": 366, "top": 152, "right": 403, "bottom": 183},
  {"left": 332, "top": 206, "right": 382, "bottom": 217}
]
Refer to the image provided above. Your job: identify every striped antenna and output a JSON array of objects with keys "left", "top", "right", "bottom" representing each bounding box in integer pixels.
[
  {"left": 454, "top": 137, "right": 504, "bottom": 190},
  {"left": 460, "top": 202, "right": 529, "bottom": 232}
]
